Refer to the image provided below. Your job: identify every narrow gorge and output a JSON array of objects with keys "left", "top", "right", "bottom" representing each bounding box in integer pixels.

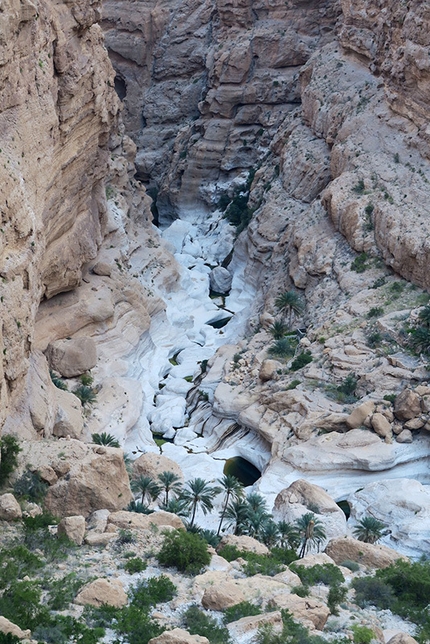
[{"left": 0, "top": 0, "right": 429, "bottom": 642}]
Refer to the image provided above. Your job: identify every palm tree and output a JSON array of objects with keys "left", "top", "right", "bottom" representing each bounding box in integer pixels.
[
  {"left": 418, "top": 305, "right": 430, "bottom": 328},
  {"left": 268, "top": 321, "right": 288, "bottom": 340},
  {"left": 277, "top": 520, "right": 300, "bottom": 549},
  {"left": 409, "top": 326, "right": 430, "bottom": 355},
  {"left": 157, "top": 471, "right": 183, "bottom": 506},
  {"left": 131, "top": 476, "right": 161, "bottom": 505},
  {"left": 353, "top": 516, "right": 387, "bottom": 544},
  {"left": 223, "top": 499, "right": 249, "bottom": 535},
  {"left": 295, "top": 512, "right": 326, "bottom": 558},
  {"left": 275, "top": 291, "right": 304, "bottom": 328},
  {"left": 217, "top": 475, "right": 244, "bottom": 535},
  {"left": 91, "top": 432, "right": 120, "bottom": 448},
  {"left": 261, "top": 521, "right": 280, "bottom": 548},
  {"left": 180, "top": 478, "right": 222, "bottom": 528},
  {"left": 160, "top": 497, "right": 190, "bottom": 518},
  {"left": 246, "top": 507, "right": 271, "bottom": 540}
]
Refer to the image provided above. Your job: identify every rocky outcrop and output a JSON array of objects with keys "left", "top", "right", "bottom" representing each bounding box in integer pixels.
[
  {"left": 325, "top": 537, "right": 406, "bottom": 569},
  {"left": 57, "top": 515, "right": 86, "bottom": 546},
  {"left": 75, "top": 578, "right": 127, "bottom": 608},
  {"left": 0, "top": 493, "right": 22, "bottom": 520}
]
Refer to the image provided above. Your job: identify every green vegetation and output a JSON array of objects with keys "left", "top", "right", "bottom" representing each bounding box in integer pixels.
[
  {"left": 275, "top": 291, "right": 304, "bottom": 328},
  {"left": 222, "top": 169, "right": 256, "bottom": 234},
  {"left": 184, "top": 605, "right": 232, "bottom": 644},
  {"left": 256, "top": 609, "right": 349, "bottom": 644},
  {"left": 353, "top": 516, "right": 387, "bottom": 544},
  {"left": 0, "top": 434, "right": 21, "bottom": 487},
  {"left": 131, "top": 475, "right": 161, "bottom": 505},
  {"left": 352, "top": 179, "right": 365, "bottom": 194},
  {"left": 223, "top": 601, "right": 262, "bottom": 623},
  {"left": 268, "top": 320, "right": 289, "bottom": 339},
  {"left": 124, "top": 557, "right": 147, "bottom": 574},
  {"left": 291, "top": 563, "right": 344, "bottom": 587},
  {"left": 91, "top": 432, "right": 120, "bottom": 448},
  {"left": 157, "top": 529, "right": 211, "bottom": 574},
  {"left": 217, "top": 545, "right": 297, "bottom": 576},
  {"left": 290, "top": 351, "right": 313, "bottom": 371},
  {"left": 351, "top": 625, "right": 374, "bottom": 644},
  {"left": 79, "top": 372, "right": 94, "bottom": 386},
  {"left": 73, "top": 385, "right": 97, "bottom": 406},
  {"left": 13, "top": 469, "right": 48, "bottom": 502},
  {"left": 129, "top": 575, "right": 177, "bottom": 609},
  {"left": 367, "top": 306, "right": 384, "bottom": 318},
  {"left": 49, "top": 370, "right": 68, "bottom": 391},
  {"left": 180, "top": 478, "right": 221, "bottom": 528},
  {"left": 350, "top": 252, "right": 370, "bottom": 273},
  {"left": 268, "top": 337, "right": 296, "bottom": 359}
]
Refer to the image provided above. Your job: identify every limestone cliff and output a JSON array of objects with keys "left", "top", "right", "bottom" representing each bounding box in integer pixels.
[{"left": 0, "top": 0, "right": 118, "bottom": 430}]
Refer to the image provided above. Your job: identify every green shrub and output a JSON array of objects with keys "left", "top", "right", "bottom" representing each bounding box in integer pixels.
[
  {"left": 49, "top": 370, "right": 68, "bottom": 391},
  {"left": 291, "top": 563, "right": 345, "bottom": 587},
  {"left": 115, "top": 529, "right": 136, "bottom": 548},
  {"left": 290, "top": 351, "right": 313, "bottom": 371},
  {"left": 113, "top": 605, "right": 165, "bottom": 644},
  {"left": 0, "top": 545, "right": 43, "bottom": 589},
  {"left": 291, "top": 584, "right": 310, "bottom": 597},
  {"left": 351, "top": 576, "right": 394, "bottom": 609},
  {"left": 124, "top": 557, "right": 147, "bottom": 574},
  {"left": 383, "top": 393, "right": 397, "bottom": 404},
  {"left": 46, "top": 573, "right": 85, "bottom": 611},
  {"left": 352, "top": 179, "right": 365, "bottom": 194},
  {"left": 377, "top": 559, "right": 430, "bottom": 622},
  {"left": 328, "top": 584, "right": 348, "bottom": 615},
  {"left": 157, "top": 529, "right": 210, "bottom": 575},
  {"left": 268, "top": 337, "right": 295, "bottom": 359},
  {"left": 340, "top": 560, "right": 360, "bottom": 572},
  {"left": 224, "top": 601, "right": 262, "bottom": 623},
  {"left": 0, "top": 579, "right": 50, "bottom": 630},
  {"left": 80, "top": 373, "right": 94, "bottom": 386},
  {"left": 184, "top": 605, "right": 232, "bottom": 644},
  {"left": 286, "top": 379, "right": 301, "bottom": 390},
  {"left": 0, "top": 634, "right": 21, "bottom": 644},
  {"left": 13, "top": 469, "right": 48, "bottom": 502},
  {"left": 0, "top": 435, "right": 21, "bottom": 487},
  {"left": 91, "top": 432, "right": 119, "bottom": 447},
  {"left": 130, "top": 575, "right": 177, "bottom": 608},
  {"left": 352, "top": 625, "right": 374, "bottom": 644},
  {"left": 216, "top": 544, "right": 243, "bottom": 561},
  {"left": 22, "top": 512, "right": 59, "bottom": 531},
  {"left": 367, "top": 306, "right": 384, "bottom": 319},
  {"left": 351, "top": 253, "right": 369, "bottom": 273},
  {"left": 73, "top": 385, "right": 97, "bottom": 406}
]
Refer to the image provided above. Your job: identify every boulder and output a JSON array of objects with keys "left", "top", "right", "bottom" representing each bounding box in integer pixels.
[
  {"left": 201, "top": 580, "right": 246, "bottom": 610},
  {"left": 259, "top": 359, "right": 283, "bottom": 382},
  {"left": 45, "top": 337, "right": 97, "bottom": 378},
  {"left": 149, "top": 629, "right": 209, "bottom": 644},
  {"left": 87, "top": 509, "right": 110, "bottom": 533},
  {"left": 45, "top": 446, "right": 132, "bottom": 518},
  {"left": 387, "top": 635, "right": 419, "bottom": 644},
  {"left": 92, "top": 261, "right": 112, "bottom": 277},
  {"left": 393, "top": 389, "right": 421, "bottom": 421},
  {"left": 273, "top": 594, "right": 330, "bottom": 630},
  {"left": 371, "top": 413, "right": 392, "bottom": 440},
  {"left": 228, "top": 612, "right": 283, "bottom": 640},
  {"left": 218, "top": 534, "right": 270, "bottom": 555},
  {"left": 0, "top": 616, "right": 31, "bottom": 639},
  {"left": 84, "top": 532, "right": 116, "bottom": 546},
  {"left": 209, "top": 267, "right": 232, "bottom": 294},
  {"left": 325, "top": 537, "right": 405, "bottom": 568},
  {"left": 0, "top": 493, "right": 22, "bottom": 520},
  {"left": 107, "top": 510, "right": 185, "bottom": 531},
  {"left": 57, "top": 515, "right": 86, "bottom": 545},
  {"left": 396, "top": 429, "right": 413, "bottom": 443},
  {"left": 75, "top": 578, "right": 127, "bottom": 608},
  {"left": 345, "top": 401, "right": 375, "bottom": 429},
  {"left": 132, "top": 452, "right": 183, "bottom": 482},
  {"left": 52, "top": 388, "right": 84, "bottom": 439},
  {"left": 38, "top": 465, "right": 58, "bottom": 485}
]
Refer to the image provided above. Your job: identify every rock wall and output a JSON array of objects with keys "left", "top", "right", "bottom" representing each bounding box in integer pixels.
[{"left": 0, "top": 0, "right": 119, "bottom": 429}]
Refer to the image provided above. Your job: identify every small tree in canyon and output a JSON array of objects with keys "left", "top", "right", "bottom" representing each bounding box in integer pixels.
[{"left": 275, "top": 291, "right": 304, "bottom": 329}]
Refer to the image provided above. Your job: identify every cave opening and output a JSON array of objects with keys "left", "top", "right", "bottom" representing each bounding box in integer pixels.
[
  {"left": 223, "top": 456, "right": 261, "bottom": 486},
  {"left": 114, "top": 75, "right": 127, "bottom": 101},
  {"left": 337, "top": 500, "right": 351, "bottom": 519}
]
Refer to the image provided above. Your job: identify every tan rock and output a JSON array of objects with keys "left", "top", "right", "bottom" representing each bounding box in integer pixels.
[
  {"left": 107, "top": 510, "right": 185, "bottom": 531},
  {"left": 0, "top": 616, "right": 31, "bottom": 639},
  {"left": 148, "top": 629, "right": 209, "bottom": 644},
  {"left": 218, "top": 534, "right": 270, "bottom": 555},
  {"left": 387, "top": 634, "right": 419, "bottom": 644},
  {"left": 75, "top": 578, "right": 127, "bottom": 608},
  {"left": 38, "top": 465, "right": 58, "bottom": 485},
  {"left": 325, "top": 537, "right": 405, "bottom": 569},
  {"left": 57, "top": 515, "right": 86, "bottom": 545},
  {"left": 345, "top": 401, "right": 375, "bottom": 429},
  {"left": 273, "top": 594, "right": 330, "bottom": 630},
  {"left": 92, "top": 262, "right": 112, "bottom": 277},
  {"left": 396, "top": 429, "right": 413, "bottom": 444},
  {"left": 394, "top": 389, "right": 422, "bottom": 421},
  {"left": 404, "top": 417, "right": 424, "bottom": 430},
  {"left": 228, "top": 612, "right": 283, "bottom": 639},
  {"left": 132, "top": 453, "right": 183, "bottom": 482},
  {"left": 201, "top": 580, "right": 246, "bottom": 610},
  {"left": 259, "top": 359, "right": 283, "bottom": 382},
  {"left": 52, "top": 388, "right": 84, "bottom": 439},
  {"left": 46, "top": 337, "right": 97, "bottom": 378},
  {"left": 293, "top": 553, "right": 337, "bottom": 568},
  {"left": 84, "top": 532, "right": 117, "bottom": 546},
  {"left": 371, "top": 413, "right": 392, "bottom": 439},
  {"left": 0, "top": 494, "right": 22, "bottom": 520}
]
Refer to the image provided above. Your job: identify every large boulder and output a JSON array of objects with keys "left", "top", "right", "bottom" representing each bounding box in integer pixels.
[
  {"left": 44, "top": 444, "right": 132, "bottom": 518},
  {"left": 75, "top": 578, "right": 127, "bottom": 608},
  {"left": 218, "top": 534, "right": 269, "bottom": 555},
  {"left": 393, "top": 389, "right": 421, "bottom": 421},
  {"left": 201, "top": 580, "right": 246, "bottom": 610},
  {"left": 132, "top": 452, "right": 183, "bottom": 482},
  {"left": 325, "top": 537, "right": 405, "bottom": 568},
  {"left": 345, "top": 401, "right": 375, "bottom": 429},
  {"left": 45, "top": 337, "right": 97, "bottom": 377},
  {"left": 107, "top": 510, "right": 185, "bottom": 531},
  {"left": 52, "top": 388, "right": 84, "bottom": 439},
  {"left": 209, "top": 267, "right": 232, "bottom": 294},
  {"left": 0, "top": 493, "right": 22, "bottom": 520},
  {"left": 0, "top": 616, "right": 31, "bottom": 640},
  {"left": 57, "top": 515, "right": 86, "bottom": 545},
  {"left": 387, "top": 635, "right": 419, "bottom": 644},
  {"left": 259, "top": 359, "right": 283, "bottom": 382},
  {"left": 272, "top": 594, "right": 330, "bottom": 630},
  {"left": 149, "top": 630, "right": 209, "bottom": 644},
  {"left": 228, "top": 612, "right": 283, "bottom": 641}
]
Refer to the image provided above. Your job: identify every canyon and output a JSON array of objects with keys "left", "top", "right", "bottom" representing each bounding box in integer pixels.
[{"left": 0, "top": 0, "right": 430, "bottom": 641}]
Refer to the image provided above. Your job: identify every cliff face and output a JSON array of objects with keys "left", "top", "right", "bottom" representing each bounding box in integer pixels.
[{"left": 0, "top": 0, "right": 118, "bottom": 428}]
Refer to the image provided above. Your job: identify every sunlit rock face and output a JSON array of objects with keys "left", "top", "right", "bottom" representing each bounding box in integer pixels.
[{"left": 0, "top": 0, "right": 119, "bottom": 428}]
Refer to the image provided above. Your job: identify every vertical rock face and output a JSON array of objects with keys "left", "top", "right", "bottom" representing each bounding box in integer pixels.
[
  {"left": 101, "top": 0, "right": 341, "bottom": 219},
  {"left": 0, "top": 0, "right": 119, "bottom": 427}
]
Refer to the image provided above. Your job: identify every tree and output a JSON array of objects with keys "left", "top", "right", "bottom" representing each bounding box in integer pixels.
[
  {"left": 274, "top": 291, "right": 304, "bottom": 328},
  {"left": 91, "top": 432, "right": 120, "bottom": 448},
  {"left": 418, "top": 305, "right": 430, "bottom": 328},
  {"left": 160, "top": 498, "right": 190, "bottom": 518},
  {"left": 295, "top": 512, "right": 326, "bottom": 558},
  {"left": 157, "top": 529, "right": 210, "bottom": 575},
  {"left": 131, "top": 476, "right": 161, "bottom": 505},
  {"left": 353, "top": 516, "right": 387, "bottom": 544},
  {"left": 223, "top": 499, "right": 249, "bottom": 535},
  {"left": 180, "top": 478, "right": 221, "bottom": 528},
  {"left": 217, "top": 475, "right": 243, "bottom": 536},
  {"left": 268, "top": 321, "right": 288, "bottom": 340},
  {"left": 277, "top": 521, "right": 300, "bottom": 549},
  {"left": 242, "top": 493, "right": 271, "bottom": 540},
  {"left": 157, "top": 471, "right": 183, "bottom": 506},
  {"left": 261, "top": 521, "right": 280, "bottom": 548}
]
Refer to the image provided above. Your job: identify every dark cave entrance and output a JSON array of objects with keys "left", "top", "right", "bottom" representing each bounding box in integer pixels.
[
  {"left": 223, "top": 456, "right": 261, "bottom": 486},
  {"left": 337, "top": 500, "right": 351, "bottom": 519},
  {"left": 114, "top": 75, "right": 127, "bottom": 101}
]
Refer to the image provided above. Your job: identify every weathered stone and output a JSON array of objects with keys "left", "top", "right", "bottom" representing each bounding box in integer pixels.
[
  {"left": 345, "top": 401, "right": 375, "bottom": 429},
  {"left": 202, "top": 581, "right": 245, "bottom": 610},
  {"left": 149, "top": 629, "right": 209, "bottom": 644},
  {"left": 209, "top": 267, "right": 232, "bottom": 294},
  {"left": 38, "top": 465, "right": 58, "bottom": 485},
  {"left": 57, "top": 515, "right": 86, "bottom": 545},
  {"left": 325, "top": 537, "right": 405, "bottom": 569},
  {"left": 52, "top": 388, "right": 84, "bottom": 439},
  {"left": 132, "top": 453, "right": 183, "bottom": 482},
  {"left": 394, "top": 389, "right": 422, "bottom": 421},
  {"left": 259, "top": 359, "right": 283, "bottom": 382},
  {"left": 0, "top": 616, "right": 31, "bottom": 640},
  {"left": 404, "top": 417, "right": 424, "bottom": 430},
  {"left": 84, "top": 532, "right": 117, "bottom": 546},
  {"left": 371, "top": 413, "right": 392, "bottom": 440},
  {"left": 387, "top": 635, "right": 419, "bottom": 644},
  {"left": 46, "top": 337, "right": 97, "bottom": 378},
  {"left": 396, "top": 429, "right": 413, "bottom": 444},
  {"left": 273, "top": 594, "right": 330, "bottom": 630},
  {"left": 218, "top": 534, "right": 270, "bottom": 555},
  {"left": 107, "top": 510, "right": 185, "bottom": 531},
  {"left": 92, "top": 262, "right": 112, "bottom": 277},
  {"left": 75, "top": 578, "right": 127, "bottom": 608},
  {"left": 0, "top": 494, "right": 22, "bottom": 520},
  {"left": 228, "top": 612, "right": 283, "bottom": 640}
]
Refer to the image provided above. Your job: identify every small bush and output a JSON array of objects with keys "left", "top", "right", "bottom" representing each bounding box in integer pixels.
[
  {"left": 291, "top": 563, "right": 345, "bottom": 587},
  {"left": 383, "top": 394, "right": 396, "bottom": 404},
  {"left": 157, "top": 530, "right": 210, "bottom": 575},
  {"left": 113, "top": 605, "right": 164, "bottom": 644},
  {"left": 340, "top": 560, "right": 360, "bottom": 572},
  {"left": 80, "top": 373, "right": 94, "bottom": 386},
  {"left": 184, "top": 605, "right": 232, "bottom": 644},
  {"left": 91, "top": 432, "right": 119, "bottom": 448},
  {"left": 352, "top": 179, "right": 365, "bottom": 194},
  {"left": 0, "top": 435, "right": 21, "bottom": 487},
  {"left": 367, "top": 307, "right": 384, "bottom": 319},
  {"left": 115, "top": 529, "right": 136, "bottom": 547},
  {"left": 290, "top": 351, "right": 313, "bottom": 372},
  {"left": 286, "top": 379, "right": 301, "bottom": 390},
  {"left": 47, "top": 573, "right": 85, "bottom": 611},
  {"left": 352, "top": 625, "right": 374, "bottom": 644},
  {"left": 352, "top": 576, "right": 394, "bottom": 609},
  {"left": 73, "top": 385, "right": 97, "bottom": 406},
  {"left": 351, "top": 253, "right": 369, "bottom": 273},
  {"left": 224, "top": 601, "right": 262, "bottom": 623},
  {"left": 268, "top": 337, "right": 295, "bottom": 359},
  {"left": 291, "top": 584, "right": 310, "bottom": 597},
  {"left": 124, "top": 557, "right": 147, "bottom": 574},
  {"left": 13, "top": 470, "right": 48, "bottom": 502},
  {"left": 49, "top": 370, "right": 68, "bottom": 391},
  {"left": 130, "top": 575, "right": 177, "bottom": 608},
  {"left": 328, "top": 584, "right": 348, "bottom": 615}
]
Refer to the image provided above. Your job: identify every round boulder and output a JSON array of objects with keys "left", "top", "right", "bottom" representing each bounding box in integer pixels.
[
  {"left": 209, "top": 267, "right": 232, "bottom": 294},
  {"left": 0, "top": 494, "right": 22, "bottom": 521},
  {"left": 57, "top": 515, "right": 86, "bottom": 545},
  {"left": 46, "top": 337, "right": 97, "bottom": 378},
  {"left": 75, "top": 578, "right": 127, "bottom": 608},
  {"left": 394, "top": 389, "right": 421, "bottom": 421}
]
